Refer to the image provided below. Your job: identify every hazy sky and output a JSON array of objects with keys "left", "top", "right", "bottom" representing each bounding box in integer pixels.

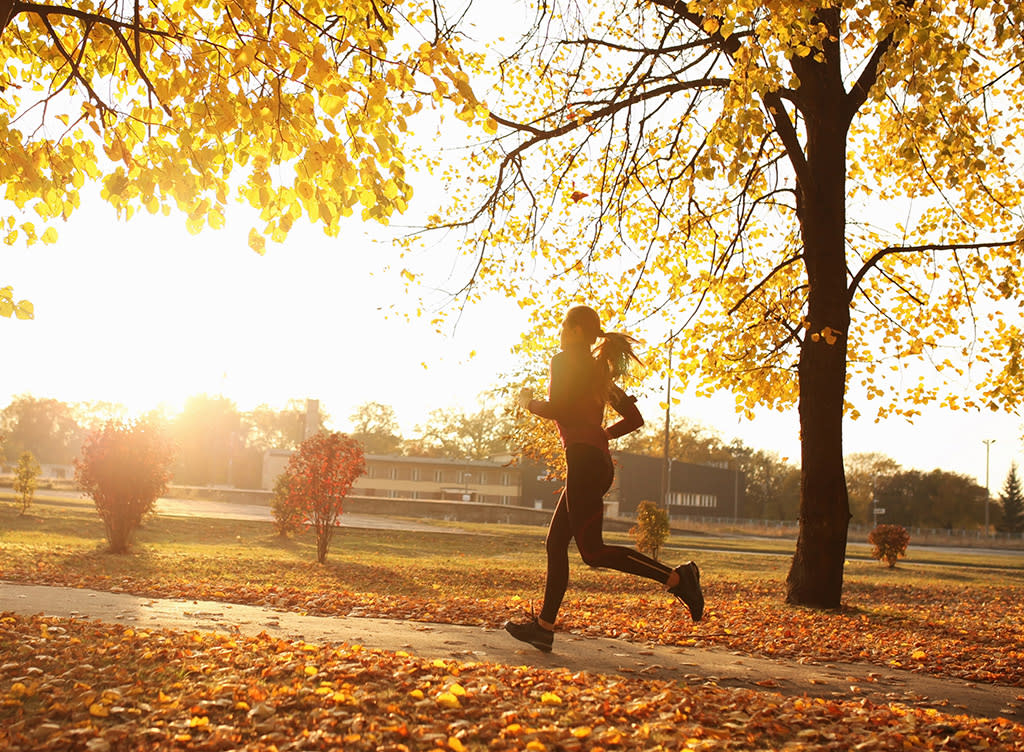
[{"left": 4, "top": 192, "right": 1022, "bottom": 493}]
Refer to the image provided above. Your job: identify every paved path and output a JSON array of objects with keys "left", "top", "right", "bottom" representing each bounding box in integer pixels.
[
  {"left": 2, "top": 582, "right": 1021, "bottom": 723},
  {"left": 25, "top": 491, "right": 458, "bottom": 533},
  {"left": 152, "top": 498, "right": 452, "bottom": 533}
]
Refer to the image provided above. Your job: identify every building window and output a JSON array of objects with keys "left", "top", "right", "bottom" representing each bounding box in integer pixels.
[
  {"left": 411, "top": 491, "right": 419, "bottom": 500},
  {"left": 501, "top": 472, "right": 512, "bottom": 486},
  {"left": 387, "top": 466, "right": 397, "bottom": 480},
  {"left": 478, "top": 471, "right": 489, "bottom": 484},
  {"left": 412, "top": 468, "right": 420, "bottom": 481},
  {"left": 670, "top": 492, "right": 717, "bottom": 508},
  {"left": 434, "top": 470, "right": 444, "bottom": 483},
  {"left": 367, "top": 465, "right": 377, "bottom": 479}
]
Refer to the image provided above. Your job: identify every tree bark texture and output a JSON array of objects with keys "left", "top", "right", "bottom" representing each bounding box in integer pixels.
[
  {"left": 0, "top": 0, "right": 16, "bottom": 36},
  {"left": 785, "top": 10, "right": 853, "bottom": 608}
]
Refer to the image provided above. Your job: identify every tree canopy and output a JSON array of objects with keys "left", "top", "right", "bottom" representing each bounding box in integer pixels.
[
  {"left": 0, "top": 393, "right": 82, "bottom": 464},
  {"left": 348, "top": 401, "right": 403, "bottom": 455},
  {"left": 409, "top": 0, "right": 1024, "bottom": 606},
  {"left": 412, "top": 404, "right": 510, "bottom": 459},
  {"left": 0, "top": 0, "right": 490, "bottom": 302},
  {"left": 997, "top": 463, "right": 1024, "bottom": 534}
]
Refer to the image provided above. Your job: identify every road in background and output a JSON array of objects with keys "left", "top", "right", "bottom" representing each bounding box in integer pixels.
[{"left": 8, "top": 489, "right": 458, "bottom": 533}]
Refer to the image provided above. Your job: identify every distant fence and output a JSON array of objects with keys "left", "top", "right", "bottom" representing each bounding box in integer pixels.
[
  {"left": 666, "top": 514, "right": 1024, "bottom": 548},
  {"left": 163, "top": 486, "right": 564, "bottom": 528}
]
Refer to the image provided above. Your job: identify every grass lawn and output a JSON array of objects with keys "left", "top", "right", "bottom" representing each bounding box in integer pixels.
[{"left": 3, "top": 502, "right": 1024, "bottom": 751}]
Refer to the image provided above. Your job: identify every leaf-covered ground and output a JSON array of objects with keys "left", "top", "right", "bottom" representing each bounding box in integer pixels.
[
  {"left": 2, "top": 507, "right": 1023, "bottom": 690},
  {"left": 3, "top": 613, "right": 1023, "bottom": 752}
]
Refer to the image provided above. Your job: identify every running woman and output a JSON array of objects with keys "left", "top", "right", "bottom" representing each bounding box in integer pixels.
[{"left": 505, "top": 305, "right": 704, "bottom": 653}]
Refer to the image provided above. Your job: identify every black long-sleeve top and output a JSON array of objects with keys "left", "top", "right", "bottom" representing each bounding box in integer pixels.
[{"left": 527, "top": 346, "right": 644, "bottom": 454}]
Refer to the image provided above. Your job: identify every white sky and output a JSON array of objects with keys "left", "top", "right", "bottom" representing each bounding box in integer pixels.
[{"left": 3, "top": 195, "right": 1022, "bottom": 492}]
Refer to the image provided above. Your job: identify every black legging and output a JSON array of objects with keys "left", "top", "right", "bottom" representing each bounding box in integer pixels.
[{"left": 540, "top": 443, "right": 672, "bottom": 624}]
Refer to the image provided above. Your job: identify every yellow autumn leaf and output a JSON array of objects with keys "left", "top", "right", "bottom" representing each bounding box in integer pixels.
[
  {"left": 248, "top": 228, "right": 266, "bottom": 255},
  {"left": 321, "top": 94, "right": 345, "bottom": 117},
  {"left": 88, "top": 703, "right": 109, "bottom": 717},
  {"left": 540, "top": 692, "right": 562, "bottom": 705},
  {"left": 436, "top": 692, "right": 461, "bottom": 708},
  {"left": 448, "top": 737, "right": 467, "bottom": 752}
]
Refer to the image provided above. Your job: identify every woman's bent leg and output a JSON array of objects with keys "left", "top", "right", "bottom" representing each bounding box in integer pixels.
[{"left": 565, "top": 444, "right": 673, "bottom": 584}]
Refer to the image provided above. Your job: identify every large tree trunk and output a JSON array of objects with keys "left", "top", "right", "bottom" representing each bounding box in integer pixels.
[
  {"left": 0, "top": 1, "right": 15, "bottom": 35},
  {"left": 785, "top": 11, "right": 853, "bottom": 608}
]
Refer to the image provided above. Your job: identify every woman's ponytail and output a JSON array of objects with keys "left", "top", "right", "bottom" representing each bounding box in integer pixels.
[
  {"left": 563, "top": 304, "right": 642, "bottom": 398},
  {"left": 594, "top": 330, "right": 642, "bottom": 382}
]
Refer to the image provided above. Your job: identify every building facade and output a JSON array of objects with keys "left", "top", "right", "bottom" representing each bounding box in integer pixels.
[
  {"left": 612, "top": 452, "right": 745, "bottom": 519},
  {"left": 263, "top": 449, "right": 744, "bottom": 519},
  {"left": 262, "top": 451, "right": 520, "bottom": 505}
]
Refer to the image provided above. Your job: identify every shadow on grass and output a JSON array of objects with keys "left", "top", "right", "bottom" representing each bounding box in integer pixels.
[
  {"left": 37, "top": 534, "right": 436, "bottom": 603},
  {"left": 0, "top": 503, "right": 104, "bottom": 542}
]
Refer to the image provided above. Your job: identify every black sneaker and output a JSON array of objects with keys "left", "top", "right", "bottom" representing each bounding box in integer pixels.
[
  {"left": 504, "top": 618, "right": 554, "bottom": 652},
  {"left": 669, "top": 561, "right": 704, "bottom": 622}
]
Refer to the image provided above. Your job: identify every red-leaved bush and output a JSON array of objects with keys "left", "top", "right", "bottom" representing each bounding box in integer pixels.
[
  {"left": 868, "top": 523, "right": 911, "bottom": 568},
  {"left": 281, "top": 431, "right": 365, "bottom": 563},
  {"left": 74, "top": 420, "right": 175, "bottom": 554}
]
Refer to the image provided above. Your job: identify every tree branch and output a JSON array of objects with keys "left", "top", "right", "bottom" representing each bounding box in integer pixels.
[
  {"left": 848, "top": 239, "right": 1021, "bottom": 303},
  {"left": 656, "top": 2, "right": 810, "bottom": 185},
  {"left": 845, "top": 0, "right": 916, "bottom": 122},
  {"left": 490, "top": 76, "right": 730, "bottom": 138},
  {"left": 39, "top": 14, "right": 107, "bottom": 108},
  {"left": 15, "top": 2, "right": 172, "bottom": 38},
  {"left": 558, "top": 32, "right": 751, "bottom": 57},
  {"left": 729, "top": 251, "right": 805, "bottom": 315}
]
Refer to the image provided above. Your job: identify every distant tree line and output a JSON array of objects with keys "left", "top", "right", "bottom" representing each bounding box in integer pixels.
[
  {"left": 0, "top": 394, "right": 514, "bottom": 489},
  {"left": 0, "top": 392, "right": 1018, "bottom": 530},
  {"left": 0, "top": 394, "right": 314, "bottom": 488}
]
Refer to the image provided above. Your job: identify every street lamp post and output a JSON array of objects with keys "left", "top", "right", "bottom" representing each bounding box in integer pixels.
[
  {"left": 983, "top": 439, "right": 996, "bottom": 536},
  {"left": 661, "top": 333, "right": 674, "bottom": 513}
]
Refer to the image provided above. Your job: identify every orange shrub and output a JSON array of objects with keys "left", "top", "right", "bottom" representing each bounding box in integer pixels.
[
  {"left": 279, "top": 432, "right": 365, "bottom": 563},
  {"left": 74, "top": 420, "right": 175, "bottom": 553},
  {"left": 868, "top": 523, "right": 910, "bottom": 568}
]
